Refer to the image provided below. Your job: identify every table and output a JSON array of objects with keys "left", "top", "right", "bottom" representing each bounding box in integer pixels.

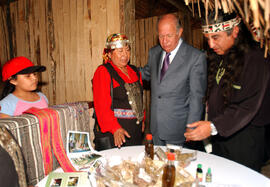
[
  {"left": 100, "top": 145, "right": 270, "bottom": 187},
  {"left": 36, "top": 145, "right": 270, "bottom": 187}
]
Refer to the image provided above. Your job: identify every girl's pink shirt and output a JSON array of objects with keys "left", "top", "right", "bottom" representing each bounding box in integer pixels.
[{"left": 13, "top": 93, "right": 48, "bottom": 115}]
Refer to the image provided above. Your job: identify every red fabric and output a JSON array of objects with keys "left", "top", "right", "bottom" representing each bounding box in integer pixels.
[
  {"left": 50, "top": 109, "right": 76, "bottom": 172},
  {"left": 26, "top": 108, "right": 53, "bottom": 174},
  {"left": 24, "top": 108, "right": 76, "bottom": 174},
  {"left": 93, "top": 61, "right": 143, "bottom": 134}
]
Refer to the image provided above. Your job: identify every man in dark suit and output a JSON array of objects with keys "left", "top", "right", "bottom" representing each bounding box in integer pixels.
[{"left": 140, "top": 14, "right": 207, "bottom": 146}]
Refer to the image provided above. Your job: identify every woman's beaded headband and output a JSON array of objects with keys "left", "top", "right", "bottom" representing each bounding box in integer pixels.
[
  {"left": 103, "top": 33, "right": 130, "bottom": 63},
  {"left": 105, "top": 33, "right": 130, "bottom": 49}
]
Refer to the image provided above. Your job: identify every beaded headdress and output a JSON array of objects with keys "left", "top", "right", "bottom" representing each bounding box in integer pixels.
[
  {"left": 106, "top": 33, "right": 130, "bottom": 49},
  {"left": 202, "top": 16, "right": 241, "bottom": 34},
  {"left": 103, "top": 33, "right": 130, "bottom": 63}
]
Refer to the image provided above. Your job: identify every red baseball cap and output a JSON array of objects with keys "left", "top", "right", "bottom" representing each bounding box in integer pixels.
[{"left": 2, "top": 56, "right": 46, "bottom": 82}]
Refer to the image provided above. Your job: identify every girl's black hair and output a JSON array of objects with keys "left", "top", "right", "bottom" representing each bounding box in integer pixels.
[{"left": 1, "top": 75, "right": 17, "bottom": 100}]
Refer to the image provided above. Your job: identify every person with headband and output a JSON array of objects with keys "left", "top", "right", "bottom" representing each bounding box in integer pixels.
[
  {"left": 0, "top": 56, "right": 48, "bottom": 118},
  {"left": 184, "top": 11, "right": 270, "bottom": 171},
  {"left": 92, "top": 33, "right": 144, "bottom": 150}
]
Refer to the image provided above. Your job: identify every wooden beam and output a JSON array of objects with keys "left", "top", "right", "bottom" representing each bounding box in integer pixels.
[
  {"left": 165, "top": 0, "right": 192, "bottom": 13},
  {"left": 0, "top": 0, "right": 17, "bottom": 6},
  {"left": 148, "top": 0, "right": 159, "bottom": 17},
  {"left": 165, "top": 0, "right": 182, "bottom": 10}
]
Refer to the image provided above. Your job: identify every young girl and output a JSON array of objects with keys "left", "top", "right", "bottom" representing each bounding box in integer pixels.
[{"left": 0, "top": 56, "right": 48, "bottom": 118}]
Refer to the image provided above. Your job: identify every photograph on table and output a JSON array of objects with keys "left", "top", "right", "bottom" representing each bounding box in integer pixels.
[
  {"left": 49, "top": 178, "right": 62, "bottom": 187},
  {"left": 67, "top": 131, "right": 91, "bottom": 154},
  {"left": 45, "top": 172, "right": 90, "bottom": 187},
  {"left": 66, "top": 131, "right": 103, "bottom": 171},
  {"left": 70, "top": 152, "right": 102, "bottom": 171},
  {"left": 67, "top": 176, "right": 78, "bottom": 186}
]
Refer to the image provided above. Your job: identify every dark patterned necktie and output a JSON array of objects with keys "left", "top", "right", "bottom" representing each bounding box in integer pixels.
[{"left": 160, "top": 52, "right": 171, "bottom": 81}]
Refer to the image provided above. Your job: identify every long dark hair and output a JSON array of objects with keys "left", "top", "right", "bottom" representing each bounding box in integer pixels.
[
  {"left": 204, "top": 12, "right": 257, "bottom": 106},
  {"left": 1, "top": 75, "right": 17, "bottom": 100}
]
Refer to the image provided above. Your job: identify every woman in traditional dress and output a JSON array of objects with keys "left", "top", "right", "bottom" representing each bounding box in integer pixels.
[{"left": 92, "top": 33, "right": 144, "bottom": 150}]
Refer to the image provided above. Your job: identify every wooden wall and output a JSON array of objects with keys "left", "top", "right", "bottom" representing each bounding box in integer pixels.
[
  {"left": 0, "top": 0, "right": 203, "bottom": 129},
  {"left": 0, "top": 0, "right": 134, "bottom": 105}
]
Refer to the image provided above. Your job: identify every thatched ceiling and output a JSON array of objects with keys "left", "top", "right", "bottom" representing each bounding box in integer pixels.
[{"left": 136, "top": 0, "right": 270, "bottom": 56}]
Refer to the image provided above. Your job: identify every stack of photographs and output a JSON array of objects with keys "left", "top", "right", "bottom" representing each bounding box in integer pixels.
[{"left": 66, "top": 131, "right": 103, "bottom": 171}]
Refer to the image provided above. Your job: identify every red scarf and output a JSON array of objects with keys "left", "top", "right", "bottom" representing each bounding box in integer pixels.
[{"left": 24, "top": 108, "right": 76, "bottom": 175}]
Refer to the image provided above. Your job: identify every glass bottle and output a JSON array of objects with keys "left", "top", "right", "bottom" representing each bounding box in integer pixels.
[
  {"left": 196, "top": 164, "right": 203, "bottom": 182},
  {"left": 145, "top": 134, "right": 154, "bottom": 159},
  {"left": 162, "top": 152, "right": 176, "bottom": 187},
  {"left": 205, "top": 167, "right": 212, "bottom": 182}
]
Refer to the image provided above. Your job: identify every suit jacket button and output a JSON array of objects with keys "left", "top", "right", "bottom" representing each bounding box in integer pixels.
[{"left": 158, "top": 96, "right": 161, "bottom": 99}]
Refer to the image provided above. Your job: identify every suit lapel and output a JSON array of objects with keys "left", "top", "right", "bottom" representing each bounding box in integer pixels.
[
  {"left": 171, "top": 41, "right": 186, "bottom": 65},
  {"left": 157, "top": 50, "right": 164, "bottom": 83}
]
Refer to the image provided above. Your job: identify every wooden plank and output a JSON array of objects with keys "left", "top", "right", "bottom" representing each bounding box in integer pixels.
[
  {"left": 77, "top": 0, "right": 86, "bottom": 100},
  {"left": 27, "top": 0, "right": 35, "bottom": 61},
  {"left": 123, "top": 0, "right": 135, "bottom": 65},
  {"left": 82, "top": 0, "right": 92, "bottom": 100},
  {"left": 106, "top": 0, "right": 120, "bottom": 35},
  {"left": 60, "top": 0, "right": 71, "bottom": 103},
  {"left": 91, "top": 0, "right": 107, "bottom": 72},
  {"left": 52, "top": 0, "right": 66, "bottom": 104},
  {"left": 119, "top": 0, "right": 124, "bottom": 33},
  {"left": 9, "top": 2, "right": 17, "bottom": 56},
  {"left": 147, "top": 17, "right": 153, "bottom": 48},
  {"left": 144, "top": 18, "right": 149, "bottom": 67},
  {"left": 66, "top": 0, "right": 80, "bottom": 102},
  {"left": 138, "top": 18, "right": 150, "bottom": 131},
  {"left": 138, "top": 19, "right": 145, "bottom": 67},
  {"left": 135, "top": 19, "right": 139, "bottom": 67},
  {"left": 39, "top": 0, "right": 52, "bottom": 104},
  {"left": 0, "top": 6, "right": 10, "bottom": 62},
  {"left": 29, "top": 0, "right": 50, "bottom": 100},
  {"left": 192, "top": 29, "right": 204, "bottom": 49},
  {"left": 152, "top": 16, "right": 158, "bottom": 47},
  {"left": 45, "top": 0, "right": 56, "bottom": 104},
  {"left": 144, "top": 18, "right": 151, "bottom": 132},
  {"left": 15, "top": 0, "right": 25, "bottom": 56}
]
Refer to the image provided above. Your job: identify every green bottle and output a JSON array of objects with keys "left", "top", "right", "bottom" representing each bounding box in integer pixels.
[
  {"left": 196, "top": 164, "right": 203, "bottom": 182},
  {"left": 206, "top": 168, "right": 212, "bottom": 182}
]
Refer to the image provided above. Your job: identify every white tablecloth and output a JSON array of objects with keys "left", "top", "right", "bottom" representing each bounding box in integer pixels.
[
  {"left": 100, "top": 145, "right": 270, "bottom": 187},
  {"left": 36, "top": 145, "right": 270, "bottom": 187}
]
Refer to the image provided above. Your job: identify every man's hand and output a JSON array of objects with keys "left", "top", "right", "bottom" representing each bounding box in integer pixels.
[
  {"left": 113, "top": 128, "right": 131, "bottom": 148},
  {"left": 184, "top": 121, "right": 212, "bottom": 141}
]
